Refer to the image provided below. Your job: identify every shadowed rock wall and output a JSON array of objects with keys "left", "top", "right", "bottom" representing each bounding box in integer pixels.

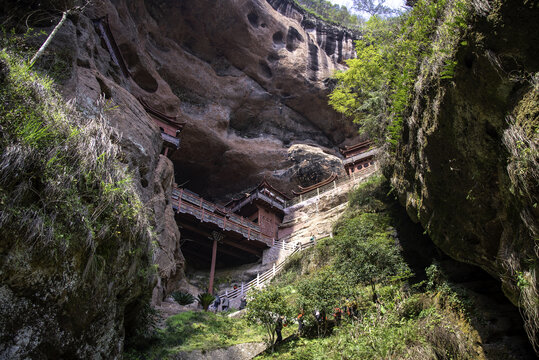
[{"left": 390, "top": 0, "right": 538, "bottom": 348}]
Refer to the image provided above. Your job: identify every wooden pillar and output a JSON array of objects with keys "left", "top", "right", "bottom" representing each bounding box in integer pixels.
[
  {"left": 208, "top": 231, "right": 224, "bottom": 295},
  {"left": 208, "top": 238, "right": 218, "bottom": 294}
]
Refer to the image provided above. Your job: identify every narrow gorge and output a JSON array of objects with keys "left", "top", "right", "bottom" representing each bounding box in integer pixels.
[{"left": 0, "top": 0, "right": 537, "bottom": 359}]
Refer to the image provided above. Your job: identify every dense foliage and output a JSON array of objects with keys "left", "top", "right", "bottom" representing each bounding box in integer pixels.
[
  {"left": 253, "top": 175, "right": 486, "bottom": 359},
  {"left": 293, "top": 0, "right": 364, "bottom": 28},
  {"left": 330, "top": 0, "right": 470, "bottom": 147}
]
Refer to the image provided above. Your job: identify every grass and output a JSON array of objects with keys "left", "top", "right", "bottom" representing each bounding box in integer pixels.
[{"left": 126, "top": 311, "right": 267, "bottom": 359}]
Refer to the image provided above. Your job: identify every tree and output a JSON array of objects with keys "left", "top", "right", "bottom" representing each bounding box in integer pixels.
[
  {"left": 333, "top": 213, "right": 410, "bottom": 302},
  {"left": 245, "top": 286, "right": 292, "bottom": 349},
  {"left": 353, "top": 0, "right": 396, "bottom": 17},
  {"left": 297, "top": 267, "right": 347, "bottom": 336}
]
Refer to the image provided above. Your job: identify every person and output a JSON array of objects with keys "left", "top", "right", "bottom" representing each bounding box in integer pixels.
[
  {"left": 334, "top": 307, "right": 342, "bottom": 326},
  {"left": 213, "top": 293, "right": 221, "bottom": 313},
  {"left": 221, "top": 296, "right": 229, "bottom": 311},
  {"left": 314, "top": 310, "right": 322, "bottom": 325},
  {"left": 275, "top": 315, "right": 283, "bottom": 343},
  {"left": 297, "top": 310, "right": 304, "bottom": 336},
  {"left": 221, "top": 296, "right": 230, "bottom": 311},
  {"left": 233, "top": 284, "right": 238, "bottom": 291},
  {"left": 310, "top": 234, "right": 316, "bottom": 244},
  {"left": 239, "top": 296, "right": 247, "bottom": 310}
]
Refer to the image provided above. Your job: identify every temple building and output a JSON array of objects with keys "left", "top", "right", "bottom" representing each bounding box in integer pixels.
[
  {"left": 138, "top": 98, "right": 185, "bottom": 157},
  {"left": 225, "top": 180, "right": 289, "bottom": 240},
  {"left": 172, "top": 180, "right": 289, "bottom": 293},
  {"left": 339, "top": 140, "right": 377, "bottom": 176}
]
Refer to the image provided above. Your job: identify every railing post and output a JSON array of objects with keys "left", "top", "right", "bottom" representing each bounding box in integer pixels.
[
  {"left": 248, "top": 228, "right": 251, "bottom": 240},
  {"left": 223, "top": 217, "right": 226, "bottom": 230},
  {"left": 333, "top": 181, "right": 337, "bottom": 190},
  {"left": 225, "top": 290, "right": 228, "bottom": 297},
  {"left": 300, "top": 194, "right": 303, "bottom": 203},
  {"left": 241, "top": 282, "right": 244, "bottom": 296},
  {"left": 256, "top": 273, "right": 260, "bottom": 288},
  {"left": 178, "top": 189, "right": 183, "bottom": 212},
  {"left": 282, "top": 240, "right": 285, "bottom": 250},
  {"left": 317, "top": 187, "right": 320, "bottom": 198},
  {"left": 273, "top": 263, "right": 276, "bottom": 277},
  {"left": 272, "top": 238, "right": 275, "bottom": 246}
]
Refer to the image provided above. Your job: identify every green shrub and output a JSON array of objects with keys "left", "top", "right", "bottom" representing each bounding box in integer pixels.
[
  {"left": 197, "top": 293, "right": 215, "bottom": 311},
  {"left": 171, "top": 291, "right": 195, "bottom": 306}
]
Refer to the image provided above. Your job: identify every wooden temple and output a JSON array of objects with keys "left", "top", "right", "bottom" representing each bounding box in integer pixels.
[
  {"left": 138, "top": 98, "right": 185, "bottom": 157},
  {"left": 225, "top": 180, "right": 289, "bottom": 240},
  {"left": 340, "top": 140, "right": 377, "bottom": 176},
  {"left": 172, "top": 180, "right": 289, "bottom": 293}
]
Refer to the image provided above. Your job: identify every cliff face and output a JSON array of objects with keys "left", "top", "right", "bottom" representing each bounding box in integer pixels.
[
  {"left": 85, "top": 0, "right": 358, "bottom": 200},
  {"left": 390, "top": 0, "right": 538, "bottom": 344},
  {"left": 0, "top": 0, "right": 360, "bottom": 357}
]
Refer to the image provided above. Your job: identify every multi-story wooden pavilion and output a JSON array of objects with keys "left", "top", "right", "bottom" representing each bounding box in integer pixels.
[
  {"left": 225, "top": 180, "right": 289, "bottom": 240},
  {"left": 172, "top": 180, "right": 289, "bottom": 294},
  {"left": 340, "top": 140, "right": 377, "bottom": 176}
]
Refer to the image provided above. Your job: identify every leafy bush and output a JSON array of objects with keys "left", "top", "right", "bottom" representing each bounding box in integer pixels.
[
  {"left": 329, "top": 0, "right": 470, "bottom": 148},
  {"left": 170, "top": 291, "right": 195, "bottom": 306},
  {"left": 246, "top": 286, "right": 293, "bottom": 348}
]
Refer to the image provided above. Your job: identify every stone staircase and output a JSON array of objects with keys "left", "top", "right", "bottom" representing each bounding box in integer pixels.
[{"left": 219, "top": 237, "right": 323, "bottom": 307}]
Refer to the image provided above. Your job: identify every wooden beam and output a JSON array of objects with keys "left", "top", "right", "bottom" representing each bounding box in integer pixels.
[
  {"left": 221, "top": 238, "right": 262, "bottom": 257},
  {"left": 178, "top": 221, "right": 263, "bottom": 256},
  {"left": 208, "top": 239, "right": 218, "bottom": 294}
]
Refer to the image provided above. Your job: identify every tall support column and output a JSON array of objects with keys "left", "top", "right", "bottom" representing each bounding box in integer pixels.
[{"left": 208, "top": 231, "right": 224, "bottom": 294}]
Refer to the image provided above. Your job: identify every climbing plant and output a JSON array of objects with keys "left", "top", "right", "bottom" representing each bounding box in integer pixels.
[{"left": 329, "top": 0, "right": 470, "bottom": 148}]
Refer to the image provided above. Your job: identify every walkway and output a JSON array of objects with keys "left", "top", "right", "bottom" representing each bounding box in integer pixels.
[
  {"left": 171, "top": 188, "right": 274, "bottom": 246},
  {"left": 220, "top": 237, "right": 323, "bottom": 306}
]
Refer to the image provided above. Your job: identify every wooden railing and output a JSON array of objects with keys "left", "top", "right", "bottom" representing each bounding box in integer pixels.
[
  {"left": 171, "top": 188, "right": 274, "bottom": 246},
  {"left": 284, "top": 163, "right": 378, "bottom": 208}
]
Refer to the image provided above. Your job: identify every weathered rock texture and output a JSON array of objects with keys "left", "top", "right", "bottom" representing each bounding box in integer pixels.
[
  {"left": 0, "top": 0, "right": 362, "bottom": 356},
  {"left": 85, "top": 0, "right": 359, "bottom": 200},
  {"left": 173, "top": 342, "right": 266, "bottom": 360},
  {"left": 389, "top": 0, "right": 538, "bottom": 347}
]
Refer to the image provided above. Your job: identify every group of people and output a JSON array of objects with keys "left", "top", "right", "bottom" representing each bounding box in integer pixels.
[
  {"left": 209, "top": 293, "right": 229, "bottom": 312},
  {"left": 208, "top": 284, "right": 248, "bottom": 312},
  {"left": 273, "top": 300, "right": 360, "bottom": 343}
]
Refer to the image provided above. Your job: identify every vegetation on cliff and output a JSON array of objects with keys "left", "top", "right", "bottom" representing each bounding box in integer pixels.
[
  {"left": 329, "top": 0, "right": 538, "bottom": 353},
  {"left": 251, "top": 176, "right": 490, "bottom": 359},
  {"left": 292, "top": 0, "right": 364, "bottom": 28},
  {"left": 0, "top": 45, "right": 155, "bottom": 356},
  {"left": 330, "top": 0, "right": 469, "bottom": 147}
]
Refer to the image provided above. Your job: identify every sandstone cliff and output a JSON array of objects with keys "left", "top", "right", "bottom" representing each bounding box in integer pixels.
[
  {"left": 84, "top": 0, "right": 359, "bottom": 200},
  {"left": 0, "top": 0, "right": 363, "bottom": 357},
  {"left": 389, "top": 0, "right": 538, "bottom": 346}
]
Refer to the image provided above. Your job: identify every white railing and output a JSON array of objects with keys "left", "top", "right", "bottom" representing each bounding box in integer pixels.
[
  {"left": 220, "top": 235, "right": 329, "bottom": 302},
  {"left": 284, "top": 164, "right": 378, "bottom": 208}
]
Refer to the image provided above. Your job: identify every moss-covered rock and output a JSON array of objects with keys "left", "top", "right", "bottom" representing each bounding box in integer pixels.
[
  {"left": 389, "top": 0, "right": 538, "bottom": 349},
  {"left": 0, "top": 51, "right": 154, "bottom": 359}
]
